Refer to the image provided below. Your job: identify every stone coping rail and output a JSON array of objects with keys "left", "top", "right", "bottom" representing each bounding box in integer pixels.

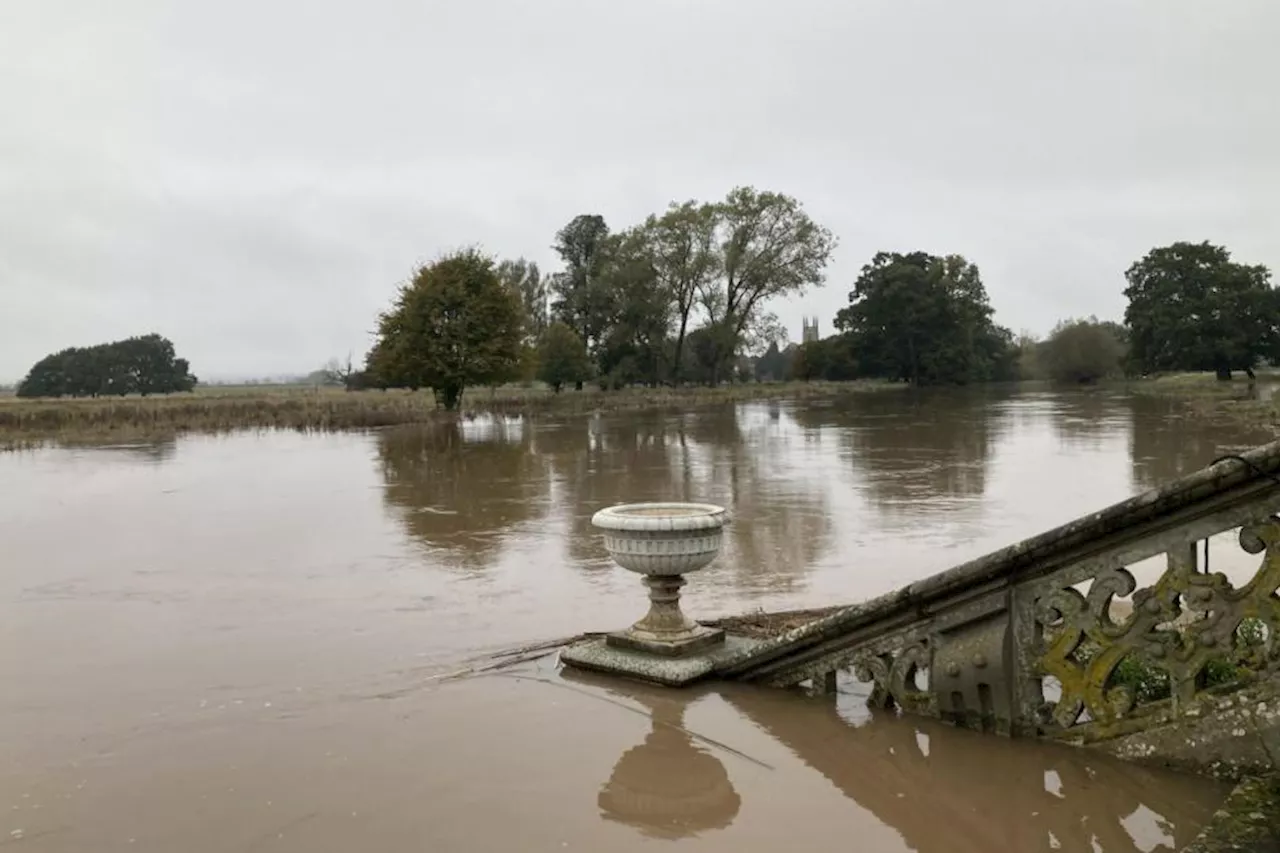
[{"left": 718, "top": 439, "right": 1280, "bottom": 681}]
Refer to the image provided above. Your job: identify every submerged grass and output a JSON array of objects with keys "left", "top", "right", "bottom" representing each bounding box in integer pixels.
[
  {"left": 0, "top": 380, "right": 896, "bottom": 448},
  {"left": 1126, "top": 371, "right": 1280, "bottom": 436},
  {"left": 13, "top": 368, "right": 1278, "bottom": 448}
]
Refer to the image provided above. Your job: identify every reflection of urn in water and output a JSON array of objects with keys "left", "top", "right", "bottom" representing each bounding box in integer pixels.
[
  {"left": 598, "top": 692, "right": 741, "bottom": 840},
  {"left": 591, "top": 503, "right": 728, "bottom": 656}
]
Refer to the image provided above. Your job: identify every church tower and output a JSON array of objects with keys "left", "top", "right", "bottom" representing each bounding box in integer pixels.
[{"left": 801, "top": 316, "right": 819, "bottom": 343}]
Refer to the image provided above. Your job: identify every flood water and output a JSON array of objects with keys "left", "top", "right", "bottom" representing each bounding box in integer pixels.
[{"left": 3, "top": 388, "right": 1270, "bottom": 852}]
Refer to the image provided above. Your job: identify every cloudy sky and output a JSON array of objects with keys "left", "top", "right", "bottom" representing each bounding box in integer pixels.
[{"left": 2, "top": 1, "right": 1276, "bottom": 382}]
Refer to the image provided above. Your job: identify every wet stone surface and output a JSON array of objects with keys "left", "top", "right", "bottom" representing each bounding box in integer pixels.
[{"left": 562, "top": 634, "right": 766, "bottom": 686}]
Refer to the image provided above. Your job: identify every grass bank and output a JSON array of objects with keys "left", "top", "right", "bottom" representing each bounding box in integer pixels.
[
  {"left": 0, "top": 380, "right": 895, "bottom": 448},
  {"left": 1127, "top": 371, "right": 1280, "bottom": 435}
]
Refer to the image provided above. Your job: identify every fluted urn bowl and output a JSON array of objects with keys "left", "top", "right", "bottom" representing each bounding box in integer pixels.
[
  {"left": 592, "top": 503, "right": 728, "bottom": 657},
  {"left": 591, "top": 503, "right": 726, "bottom": 576}
]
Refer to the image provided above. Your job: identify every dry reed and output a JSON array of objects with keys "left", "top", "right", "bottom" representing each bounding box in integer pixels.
[{"left": 0, "top": 381, "right": 894, "bottom": 447}]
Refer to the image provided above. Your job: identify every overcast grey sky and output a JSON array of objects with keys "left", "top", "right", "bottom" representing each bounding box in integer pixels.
[{"left": 2, "top": 1, "right": 1276, "bottom": 381}]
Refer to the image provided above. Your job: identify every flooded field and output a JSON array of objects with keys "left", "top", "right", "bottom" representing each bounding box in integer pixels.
[{"left": 3, "top": 388, "right": 1268, "bottom": 851}]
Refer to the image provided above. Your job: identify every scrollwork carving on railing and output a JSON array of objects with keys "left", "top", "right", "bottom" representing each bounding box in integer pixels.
[
  {"left": 1173, "top": 522, "right": 1280, "bottom": 694},
  {"left": 851, "top": 641, "right": 934, "bottom": 716},
  {"left": 1036, "top": 518, "right": 1280, "bottom": 731}
]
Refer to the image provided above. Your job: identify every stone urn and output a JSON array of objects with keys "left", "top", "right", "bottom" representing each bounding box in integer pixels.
[{"left": 591, "top": 502, "right": 727, "bottom": 656}]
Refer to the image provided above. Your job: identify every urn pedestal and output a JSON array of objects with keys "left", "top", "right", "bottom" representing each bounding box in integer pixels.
[{"left": 562, "top": 502, "right": 752, "bottom": 687}]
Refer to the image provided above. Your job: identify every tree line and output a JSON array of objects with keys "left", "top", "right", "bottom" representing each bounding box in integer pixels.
[
  {"left": 364, "top": 186, "right": 1280, "bottom": 407},
  {"left": 363, "top": 185, "right": 838, "bottom": 406},
  {"left": 14, "top": 192, "right": 1275, "bottom": 405},
  {"left": 16, "top": 334, "right": 197, "bottom": 398},
  {"left": 784, "top": 240, "right": 1278, "bottom": 387}
]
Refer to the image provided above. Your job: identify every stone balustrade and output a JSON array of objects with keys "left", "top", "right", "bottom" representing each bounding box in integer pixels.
[{"left": 719, "top": 441, "right": 1280, "bottom": 771}]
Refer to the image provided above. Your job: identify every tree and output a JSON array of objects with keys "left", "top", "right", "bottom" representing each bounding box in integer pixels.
[
  {"left": 1123, "top": 241, "right": 1278, "bottom": 380},
  {"left": 592, "top": 229, "right": 672, "bottom": 388},
  {"left": 643, "top": 201, "right": 719, "bottom": 385},
  {"left": 343, "top": 370, "right": 375, "bottom": 390},
  {"left": 496, "top": 258, "right": 547, "bottom": 345},
  {"left": 536, "top": 322, "right": 592, "bottom": 393},
  {"left": 835, "top": 251, "right": 1015, "bottom": 385},
  {"left": 699, "top": 187, "right": 836, "bottom": 385},
  {"left": 1014, "top": 330, "right": 1044, "bottom": 380},
  {"left": 368, "top": 249, "right": 523, "bottom": 410},
  {"left": 1039, "top": 317, "right": 1127, "bottom": 384},
  {"left": 791, "top": 336, "right": 857, "bottom": 382},
  {"left": 791, "top": 340, "right": 826, "bottom": 382},
  {"left": 16, "top": 334, "right": 197, "bottom": 398},
  {"left": 678, "top": 322, "right": 736, "bottom": 385},
  {"left": 755, "top": 341, "right": 794, "bottom": 382},
  {"left": 549, "top": 214, "right": 612, "bottom": 364},
  {"left": 312, "top": 355, "right": 358, "bottom": 388}
]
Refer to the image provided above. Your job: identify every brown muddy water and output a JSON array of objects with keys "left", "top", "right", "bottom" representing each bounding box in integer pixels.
[{"left": 2, "top": 389, "right": 1270, "bottom": 852}]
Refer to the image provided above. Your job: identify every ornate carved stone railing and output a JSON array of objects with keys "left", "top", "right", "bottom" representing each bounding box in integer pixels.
[{"left": 720, "top": 442, "right": 1280, "bottom": 747}]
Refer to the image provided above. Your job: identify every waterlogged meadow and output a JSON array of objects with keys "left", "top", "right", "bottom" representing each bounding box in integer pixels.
[{"left": 0, "top": 381, "right": 895, "bottom": 446}]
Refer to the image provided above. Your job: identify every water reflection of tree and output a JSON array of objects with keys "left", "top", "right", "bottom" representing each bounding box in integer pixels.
[
  {"left": 537, "top": 405, "right": 832, "bottom": 591},
  {"left": 723, "top": 687, "right": 1214, "bottom": 853},
  {"left": 1128, "top": 394, "right": 1274, "bottom": 491},
  {"left": 536, "top": 412, "right": 690, "bottom": 568},
  {"left": 377, "top": 419, "right": 547, "bottom": 570},
  {"left": 793, "top": 389, "right": 1008, "bottom": 515},
  {"left": 708, "top": 406, "right": 833, "bottom": 592},
  {"left": 57, "top": 436, "right": 179, "bottom": 464},
  {"left": 1048, "top": 390, "right": 1131, "bottom": 450}
]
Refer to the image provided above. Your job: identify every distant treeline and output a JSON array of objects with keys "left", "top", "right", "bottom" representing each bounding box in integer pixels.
[
  {"left": 16, "top": 334, "right": 197, "bottom": 398},
  {"left": 790, "top": 241, "right": 1277, "bottom": 387},
  {"left": 17, "top": 184, "right": 1278, "bottom": 406},
  {"left": 355, "top": 204, "right": 1280, "bottom": 407}
]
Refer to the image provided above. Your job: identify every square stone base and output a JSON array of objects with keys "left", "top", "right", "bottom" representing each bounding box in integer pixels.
[
  {"left": 606, "top": 624, "right": 726, "bottom": 657},
  {"left": 561, "top": 633, "right": 764, "bottom": 687}
]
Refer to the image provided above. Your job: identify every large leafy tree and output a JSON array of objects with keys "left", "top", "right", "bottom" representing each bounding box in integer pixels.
[
  {"left": 496, "top": 258, "right": 547, "bottom": 345},
  {"left": 593, "top": 229, "right": 672, "bottom": 388},
  {"left": 642, "top": 201, "right": 719, "bottom": 385},
  {"left": 835, "top": 251, "right": 1015, "bottom": 385},
  {"left": 368, "top": 249, "right": 523, "bottom": 410},
  {"left": 1038, "top": 317, "right": 1127, "bottom": 384},
  {"left": 549, "top": 214, "right": 612, "bottom": 358},
  {"left": 536, "top": 322, "right": 592, "bottom": 393},
  {"left": 698, "top": 187, "right": 836, "bottom": 385},
  {"left": 1123, "top": 241, "right": 1278, "bottom": 379},
  {"left": 791, "top": 335, "right": 858, "bottom": 382},
  {"left": 674, "top": 326, "right": 725, "bottom": 386},
  {"left": 17, "top": 334, "right": 196, "bottom": 398}
]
